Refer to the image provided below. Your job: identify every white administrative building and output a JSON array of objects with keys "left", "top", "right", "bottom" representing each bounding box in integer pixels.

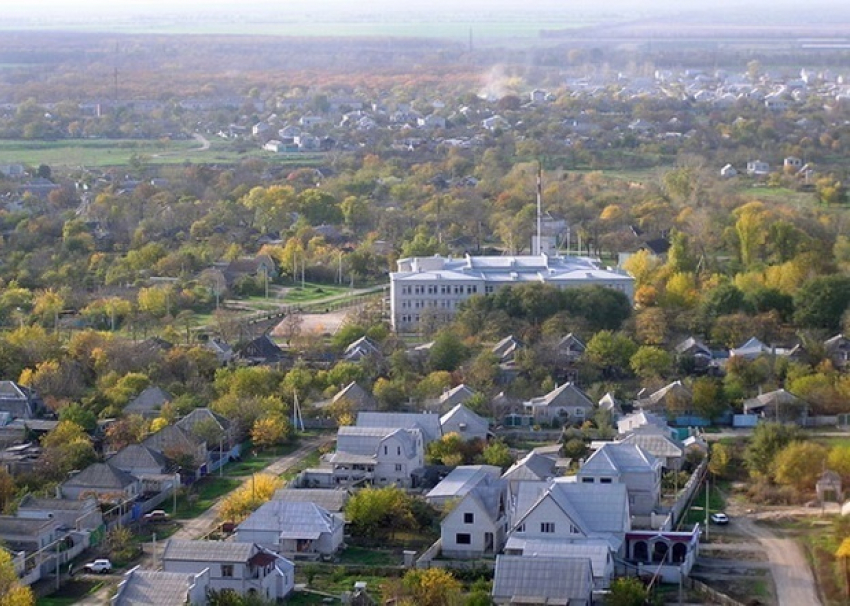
[{"left": 390, "top": 254, "right": 634, "bottom": 332}]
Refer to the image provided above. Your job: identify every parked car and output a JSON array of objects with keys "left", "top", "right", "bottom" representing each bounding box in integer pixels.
[
  {"left": 143, "top": 509, "right": 170, "bottom": 522},
  {"left": 82, "top": 559, "right": 113, "bottom": 574},
  {"left": 710, "top": 512, "right": 730, "bottom": 525}
]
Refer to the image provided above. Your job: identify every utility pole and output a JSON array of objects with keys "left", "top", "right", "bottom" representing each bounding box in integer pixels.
[
  {"left": 535, "top": 161, "right": 543, "bottom": 256},
  {"left": 219, "top": 436, "right": 224, "bottom": 477},
  {"left": 705, "top": 472, "right": 710, "bottom": 542},
  {"left": 173, "top": 473, "right": 179, "bottom": 516}
]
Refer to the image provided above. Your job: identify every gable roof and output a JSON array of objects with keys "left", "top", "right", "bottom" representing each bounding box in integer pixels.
[
  {"left": 743, "top": 388, "right": 807, "bottom": 413},
  {"left": 617, "top": 410, "right": 669, "bottom": 436},
  {"left": 62, "top": 463, "right": 138, "bottom": 490},
  {"left": 440, "top": 404, "right": 488, "bottom": 433},
  {"left": 502, "top": 451, "right": 556, "bottom": 483},
  {"left": 330, "top": 382, "right": 376, "bottom": 410},
  {"left": 335, "top": 426, "right": 421, "bottom": 458},
  {"left": 0, "top": 381, "right": 28, "bottom": 400},
  {"left": 238, "top": 334, "right": 283, "bottom": 360},
  {"left": 426, "top": 465, "right": 502, "bottom": 501},
  {"left": 162, "top": 539, "right": 255, "bottom": 563},
  {"left": 619, "top": 432, "right": 684, "bottom": 459},
  {"left": 141, "top": 425, "right": 204, "bottom": 461},
  {"left": 675, "top": 336, "right": 711, "bottom": 356},
  {"left": 356, "top": 411, "right": 442, "bottom": 442},
  {"left": 176, "top": 408, "right": 231, "bottom": 435},
  {"left": 525, "top": 382, "right": 594, "bottom": 409},
  {"left": 493, "top": 555, "right": 592, "bottom": 604},
  {"left": 113, "top": 569, "right": 199, "bottom": 606},
  {"left": 272, "top": 488, "right": 350, "bottom": 513},
  {"left": 506, "top": 537, "right": 611, "bottom": 579},
  {"left": 557, "top": 333, "right": 586, "bottom": 351},
  {"left": 639, "top": 380, "right": 691, "bottom": 407},
  {"left": 439, "top": 384, "right": 476, "bottom": 406},
  {"left": 344, "top": 336, "right": 381, "bottom": 360},
  {"left": 731, "top": 336, "right": 769, "bottom": 358},
  {"left": 492, "top": 335, "right": 523, "bottom": 360}
]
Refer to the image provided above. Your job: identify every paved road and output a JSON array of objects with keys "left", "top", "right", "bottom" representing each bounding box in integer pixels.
[
  {"left": 736, "top": 516, "right": 823, "bottom": 606},
  {"left": 73, "top": 436, "right": 329, "bottom": 605}
]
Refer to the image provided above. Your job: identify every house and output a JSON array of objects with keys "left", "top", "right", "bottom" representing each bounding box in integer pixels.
[
  {"left": 124, "top": 386, "right": 171, "bottom": 419},
  {"left": 0, "top": 381, "right": 43, "bottom": 420},
  {"left": 16, "top": 496, "right": 103, "bottom": 531},
  {"left": 747, "top": 160, "right": 770, "bottom": 176},
  {"left": 356, "top": 411, "right": 442, "bottom": 444},
  {"left": 635, "top": 380, "right": 692, "bottom": 415},
  {"left": 556, "top": 333, "right": 586, "bottom": 362},
  {"left": 322, "top": 382, "right": 377, "bottom": 413},
  {"left": 437, "top": 384, "right": 476, "bottom": 411},
  {"left": 523, "top": 382, "right": 594, "bottom": 425},
  {"left": 237, "top": 334, "right": 285, "bottom": 365},
  {"left": 743, "top": 388, "right": 808, "bottom": 422},
  {"left": 492, "top": 335, "right": 524, "bottom": 364},
  {"left": 720, "top": 163, "right": 738, "bottom": 178},
  {"left": 60, "top": 463, "right": 141, "bottom": 503},
  {"left": 206, "top": 338, "right": 234, "bottom": 365},
  {"left": 108, "top": 444, "right": 170, "bottom": 477},
  {"left": 162, "top": 539, "right": 294, "bottom": 601},
  {"left": 235, "top": 501, "right": 344, "bottom": 560},
  {"left": 141, "top": 425, "right": 208, "bottom": 477},
  {"left": 598, "top": 392, "right": 623, "bottom": 418},
  {"left": 503, "top": 538, "right": 613, "bottom": 590},
  {"left": 577, "top": 443, "right": 662, "bottom": 517},
  {"left": 501, "top": 451, "right": 557, "bottom": 496},
  {"left": 176, "top": 408, "right": 236, "bottom": 453},
  {"left": 440, "top": 481, "right": 508, "bottom": 558},
  {"left": 619, "top": 432, "right": 685, "bottom": 471},
  {"left": 343, "top": 336, "right": 381, "bottom": 362},
  {"left": 111, "top": 567, "right": 209, "bottom": 606},
  {"left": 272, "top": 488, "right": 350, "bottom": 514},
  {"left": 426, "top": 465, "right": 502, "bottom": 508},
  {"left": 825, "top": 334, "right": 850, "bottom": 368},
  {"left": 327, "top": 426, "right": 424, "bottom": 487},
  {"left": 617, "top": 411, "right": 673, "bottom": 437},
  {"left": 492, "top": 555, "right": 593, "bottom": 605},
  {"left": 0, "top": 515, "right": 59, "bottom": 552},
  {"left": 730, "top": 336, "right": 770, "bottom": 359},
  {"left": 675, "top": 336, "right": 714, "bottom": 369},
  {"left": 440, "top": 404, "right": 489, "bottom": 442}
]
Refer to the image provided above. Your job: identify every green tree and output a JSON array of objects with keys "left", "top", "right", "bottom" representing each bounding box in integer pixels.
[
  {"left": 708, "top": 442, "right": 732, "bottom": 479},
  {"left": 585, "top": 331, "right": 638, "bottom": 376},
  {"left": 345, "top": 486, "right": 416, "bottom": 538},
  {"left": 691, "top": 376, "right": 728, "bottom": 421},
  {"left": 481, "top": 439, "right": 513, "bottom": 469},
  {"left": 58, "top": 402, "right": 97, "bottom": 432},
  {"left": 629, "top": 346, "right": 672, "bottom": 380},
  {"left": 606, "top": 577, "right": 649, "bottom": 606},
  {"left": 428, "top": 330, "right": 469, "bottom": 372},
  {"left": 0, "top": 547, "right": 34, "bottom": 606},
  {"left": 744, "top": 422, "right": 799, "bottom": 479},
  {"left": 251, "top": 414, "right": 292, "bottom": 451},
  {"left": 794, "top": 275, "right": 850, "bottom": 330}
]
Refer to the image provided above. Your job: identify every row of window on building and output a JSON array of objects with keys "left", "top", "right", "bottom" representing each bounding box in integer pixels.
[{"left": 400, "top": 284, "right": 492, "bottom": 296}]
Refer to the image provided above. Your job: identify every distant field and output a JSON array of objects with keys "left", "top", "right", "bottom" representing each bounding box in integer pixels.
[
  {"left": 742, "top": 185, "right": 819, "bottom": 208},
  {"left": 0, "top": 138, "right": 324, "bottom": 168}
]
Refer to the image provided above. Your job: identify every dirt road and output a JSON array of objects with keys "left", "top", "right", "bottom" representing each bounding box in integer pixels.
[{"left": 736, "top": 516, "right": 823, "bottom": 606}]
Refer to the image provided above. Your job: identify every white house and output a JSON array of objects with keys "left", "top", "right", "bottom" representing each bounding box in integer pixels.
[
  {"left": 440, "top": 481, "right": 508, "bottom": 558},
  {"left": 355, "top": 411, "right": 442, "bottom": 443},
  {"left": 492, "top": 555, "right": 593, "bottom": 606},
  {"left": 720, "top": 163, "right": 738, "bottom": 178},
  {"left": 389, "top": 254, "right": 634, "bottom": 332},
  {"left": 235, "top": 501, "right": 344, "bottom": 560},
  {"left": 577, "top": 443, "right": 662, "bottom": 517},
  {"left": 111, "top": 567, "right": 209, "bottom": 606},
  {"left": 328, "top": 426, "right": 424, "bottom": 487},
  {"left": 523, "top": 382, "right": 594, "bottom": 425},
  {"left": 426, "top": 465, "right": 502, "bottom": 508},
  {"left": 161, "top": 539, "right": 294, "bottom": 601},
  {"left": 746, "top": 160, "right": 770, "bottom": 176}
]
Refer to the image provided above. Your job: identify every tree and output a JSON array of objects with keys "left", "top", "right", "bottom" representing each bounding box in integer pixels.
[
  {"left": 794, "top": 275, "right": 850, "bottom": 331},
  {"left": 0, "top": 468, "right": 16, "bottom": 514},
  {"left": 629, "top": 346, "right": 672, "bottom": 380},
  {"left": 219, "top": 474, "right": 282, "bottom": 523},
  {"left": 691, "top": 376, "right": 728, "bottom": 421},
  {"left": 837, "top": 537, "right": 850, "bottom": 600},
  {"left": 58, "top": 402, "right": 97, "bottom": 432},
  {"left": 428, "top": 330, "right": 469, "bottom": 372},
  {"left": 104, "top": 414, "right": 150, "bottom": 451},
  {"left": 251, "top": 414, "right": 292, "bottom": 451},
  {"left": 481, "top": 439, "right": 513, "bottom": 469},
  {"left": 585, "top": 331, "right": 637, "bottom": 376},
  {"left": 708, "top": 442, "right": 732, "bottom": 479},
  {"left": 345, "top": 486, "right": 416, "bottom": 538},
  {"left": 383, "top": 568, "right": 463, "bottom": 606},
  {"left": 606, "top": 577, "right": 649, "bottom": 606},
  {"left": 828, "top": 445, "right": 850, "bottom": 485},
  {"left": 426, "top": 432, "right": 470, "bottom": 466},
  {"left": 773, "top": 441, "right": 828, "bottom": 493},
  {"left": 0, "top": 548, "right": 34, "bottom": 606},
  {"left": 744, "top": 422, "right": 799, "bottom": 479}
]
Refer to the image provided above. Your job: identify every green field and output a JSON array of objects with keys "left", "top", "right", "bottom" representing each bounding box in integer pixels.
[{"left": 0, "top": 138, "right": 325, "bottom": 169}]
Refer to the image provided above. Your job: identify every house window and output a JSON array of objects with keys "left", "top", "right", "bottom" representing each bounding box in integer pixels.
[
  {"left": 600, "top": 477, "right": 613, "bottom": 484},
  {"left": 570, "top": 524, "right": 579, "bottom": 534},
  {"left": 516, "top": 524, "right": 525, "bottom": 533},
  {"left": 541, "top": 522, "right": 555, "bottom": 533},
  {"left": 221, "top": 565, "right": 234, "bottom": 578},
  {"left": 575, "top": 408, "right": 585, "bottom": 417},
  {"left": 456, "top": 533, "right": 471, "bottom": 545},
  {"left": 464, "top": 512, "right": 474, "bottom": 524},
  {"left": 384, "top": 446, "right": 388, "bottom": 455},
  {"left": 582, "top": 477, "right": 594, "bottom": 483},
  {"left": 485, "top": 285, "right": 494, "bottom": 294},
  {"left": 397, "top": 446, "right": 401, "bottom": 455},
  {"left": 395, "top": 464, "right": 403, "bottom": 471}
]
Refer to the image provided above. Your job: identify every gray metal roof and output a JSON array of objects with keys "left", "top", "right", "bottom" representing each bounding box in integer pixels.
[
  {"left": 62, "top": 462, "right": 139, "bottom": 490},
  {"left": 492, "top": 555, "right": 592, "bottom": 604},
  {"left": 502, "top": 452, "right": 556, "bottom": 483},
  {"left": 114, "top": 569, "right": 194, "bottom": 606},
  {"left": 336, "top": 426, "right": 420, "bottom": 458},
  {"left": 619, "top": 432, "right": 683, "bottom": 459},
  {"left": 616, "top": 410, "right": 669, "bottom": 435},
  {"left": 524, "top": 382, "right": 594, "bottom": 409},
  {"left": 579, "top": 442, "right": 660, "bottom": 476},
  {"left": 440, "top": 404, "right": 488, "bottom": 433},
  {"left": 18, "top": 496, "right": 93, "bottom": 512},
  {"left": 0, "top": 515, "right": 56, "bottom": 537},
  {"left": 124, "top": 386, "right": 171, "bottom": 415},
  {"left": 505, "top": 537, "right": 610, "bottom": 578},
  {"left": 426, "top": 465, "right": 501, "bottom": 500},
  {"left": 109, "top": 444, "right": 169, "bottom": 473},
  {"left": 162, "top": 539, "right": 254, "bottom": 563},
  {"left": 356, "top": 411, "right": 441, "bottom": 442},
  {"left": 237, "top": 501, "right": 340, "bottom": 538},
  {"left": 176, "top": 408, "right": 231, "bottom": 434},
  {"left": 273, "top": 488, "right": 350, "bottom": 513}
]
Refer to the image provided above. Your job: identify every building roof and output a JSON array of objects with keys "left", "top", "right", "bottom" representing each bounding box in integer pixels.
[
  {"left": 176, "top": 408, "right": 231, "bottom": 435},
  {"left": 440, "top": 404, "right": 488, "bottom": 434},
  {"left": 638, "top": 380, "right": 691, "bottom": 407},
  {"left": 142, "top": 425, "right": 203, "bottom": 460},
  {"left": 617, "top": 410, "right": 669, "bottom": 436},
  {"left": 505, "top": 537, "right": 611, "bottom": 578},
  {"left": 525, "top": 382, "right": 594, "bottom": 410},
  {"left": 731, "top": 336, "right": 769, "bottom": 358},
  {"left": 426, "top": 465, "right": 502, "bottom": 500},
  {"left": 62, "top": 463, "right": 139, "bottom": 490},
  {"left": 18, "top": 495, "right": 95, "bottom": 512},
  {"left": 330, "top": 382, "right": 377, "bottom": 411},
  {"left": 438, "top": 384, "right": 475, "bottom": 406},
  {"left": 162, "top": 539, "right": 255, "bottom": 563},
  {"left": 356, "top": 411, "right": 441, "bottom": 442},
  {"left": 109, "top": 444, "right": 169, "bottom": 474},
  {"left": 619, "top": 432, "right": 684, "bottom": 459},
  {"left": 579, "top": 443, "right": 660, "bottom": 476},
  {"left": 272, "top": 488, "right": 350, "bottom": 513},
  {"left": 0, "top": 515, "right": 56, "bottom": 537},
  {"left": 743, "top": 388, "right": 806, "bottom": 413},
  {"left": 0, "top": 381, "right": 28, "bottom": 400},
  {"left": 336, "top": 425, "right": 421, "bottom": 458},
  {"left": 492, "top": 555, "right": 592, "bottom": 604},
  {"left": 113, "top": 569, "right": 198, "bottom": 606},
  {"left": 502, "top": 451, "right": 557, "bottom": 483},
  {"left": 237, "top": 501, "right": 339, "bottom": 539},
  {"left": 124, "top": 386, "right": 171, "bottom": 416},
  {"left": 675, "top": 336, "right": 712, "bottom": 356}
]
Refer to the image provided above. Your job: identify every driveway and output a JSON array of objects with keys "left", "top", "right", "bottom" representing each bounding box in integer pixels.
[{"left": 736, "top": 516, "right": 823, "bottom": 606}]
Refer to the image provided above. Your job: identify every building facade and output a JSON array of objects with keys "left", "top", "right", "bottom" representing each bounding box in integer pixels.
[{"left": 389, "top": 254, "right": 634, "bottom": 332}]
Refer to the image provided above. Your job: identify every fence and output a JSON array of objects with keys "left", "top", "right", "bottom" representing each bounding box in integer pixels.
[
  {"left": 688, "top": 578, "right": 747, "bottom": 606},
  {"left": 673, "top": 458, "right": 709, "bottom": 530}
]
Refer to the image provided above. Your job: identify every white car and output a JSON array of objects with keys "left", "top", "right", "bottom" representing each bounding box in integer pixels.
[
  {"left": 710, "top": 512, "right": 730, "bottom": 525},
  {"left": 82, "top": 559, "right": 113, "bottom": 574}
]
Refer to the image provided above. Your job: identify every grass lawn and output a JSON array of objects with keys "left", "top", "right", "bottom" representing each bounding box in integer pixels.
[
  {"left": 131, "top": 521, "right": 180, "bottom": 544},
  {"left": 336, "top": 546, "right": 399, "bottom": 566},
  {"left": 682, "top": 481, "right": 726, "bottom": 527},
  {"left": 282, "top": 283, "right": 350, "bottom": 304},
  {"left": 0, "top": 138, "right": 197, "bottom": 167},
  {"left": 174, "top": 476, "right": 242, "bottom": 519},
  {"left": 281, "top": 450, "right": 321, "bottom": 482},
  {"left": 225, "top": 443, "right": 298, "bottom": 477},
  {"left": 37, "top": 580, "right": 103, "bottom": 606}
]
